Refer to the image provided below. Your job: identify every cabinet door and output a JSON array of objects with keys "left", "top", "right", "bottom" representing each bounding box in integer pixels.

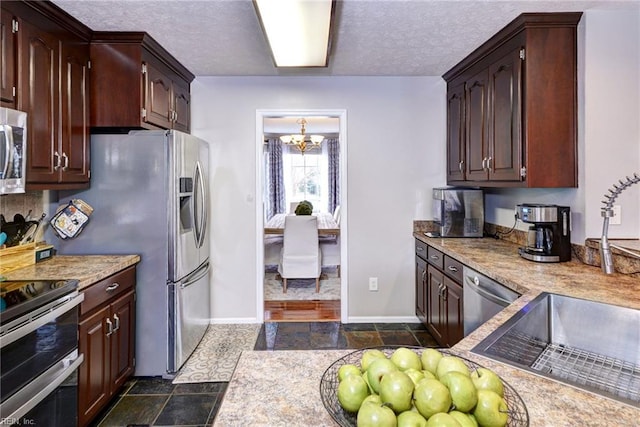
[
  {"left": 415, "top": 256, "right": 428, "bottom": 323},
  {"left": 60, "top": 41, "right": 90, "bottom": 183},
  {"left": 444, "top": 277, "right": 464, "bottom": 347},
  {"left": 110, "top": 290, "right": 136, "bottom": 392},
  {"left": 172, "top": 78, "right": 190, "bottom": 132},
  {"left": 1, "top": 11, "right": 16, "bottom": 107},
  {"left": 17, "top": 19, "right": 60, "bottom": 184},
  {"left": 488, "top": 48, "right": 523, "bottom": 181},
  {"left": 446, "top": 81, "right": 465, "bottom": 182},
  {"left": 465, "top": 69, "right": 489, "bottom": 182},
  {"left": 426, "top": 265, "right": 446, "bottom": 346},
  {"left": 78, "top": 306, "right": 110, "bottom": 427},
  {"left": 144, "top": 61, "right": 172, "bottom": 129}
]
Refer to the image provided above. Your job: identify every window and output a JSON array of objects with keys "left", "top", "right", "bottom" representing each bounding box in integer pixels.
[{"left": 283, "top": 146, "right": 328, "bottom": 213}]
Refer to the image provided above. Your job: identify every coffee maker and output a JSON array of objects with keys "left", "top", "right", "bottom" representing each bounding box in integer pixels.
[{"left": 515, "top": 204, "right": 571, "bottom": 262}]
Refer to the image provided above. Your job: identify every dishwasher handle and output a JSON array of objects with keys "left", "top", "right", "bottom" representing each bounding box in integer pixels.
[{"left": 464, "top": 275, "right": 513, "bottom": 307}]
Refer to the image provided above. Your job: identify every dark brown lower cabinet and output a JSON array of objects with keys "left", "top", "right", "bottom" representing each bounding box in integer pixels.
[
  {"left": 415, "top": 239, "right": 464, "bottom": 347},
  {"left": 78, "top": 266, "right": 136, "bottom": 427}
]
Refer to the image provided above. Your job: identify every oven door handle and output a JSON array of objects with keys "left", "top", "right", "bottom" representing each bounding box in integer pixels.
[
  {"left": 0, "top": 292, "right": 84, "bottom": 349},
  {"left": 0, "top": 350, "right": 84, "bottom": 422}
]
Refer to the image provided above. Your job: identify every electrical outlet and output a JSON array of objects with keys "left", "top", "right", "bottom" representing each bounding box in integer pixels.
[
  {"left": 611, "top": 205, "right": 621, "bottom": 225},
  {"left": 369, "top": 277, "right": 378, "bottom": 291}
]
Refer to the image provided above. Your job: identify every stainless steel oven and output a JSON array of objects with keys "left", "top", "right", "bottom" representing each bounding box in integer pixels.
[
  {"left": 0, "top": 107, "right": 27, "bottom": 195},
  {"left": 1, "top": 279, "right": 84, "bottom": 426}
]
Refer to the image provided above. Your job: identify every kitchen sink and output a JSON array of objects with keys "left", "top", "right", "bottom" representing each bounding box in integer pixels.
[{"left": 471, "top": 292, "right": 640, "bottom": 406}]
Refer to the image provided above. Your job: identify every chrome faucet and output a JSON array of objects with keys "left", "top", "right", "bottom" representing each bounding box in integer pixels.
[{"left": 600, "top": 173, "right": 640, "bottom": 274}]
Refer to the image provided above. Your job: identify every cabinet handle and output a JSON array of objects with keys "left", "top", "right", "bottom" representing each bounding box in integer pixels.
[
  {"left": 481, "top": 157, "right": 487, "bottom": 170},
  {"left": 417, "top": 246, "right": 424, "bottom": 252},
  {"left": 421, "top": 270, "right": 427, "bottom": 281},
  {"left": 487, "top": 156, "right": 492, "bottom": 171},
  {"left": 105, "top": 283, "right": 120, "bottom": 292},
  {"left": 54, "top": 152, "right": 61, "bottom": 171},
  {"left": 173, "top": 111, "right": 178, "bottom": 123},
  {"left": 459, "top": 161, "right": 464, "bottom": 172},
  {"left": 62, "top": 152, "right": 69, "bottom": 171},
  {"left": 448, "top": 265, "right": 458, "bottom": 272},
  {"left": 430, "top": 254, "right": 440, "bottom": 260},
  {"left": 442, "top": 285, "right": 448, "bottom": 301},
  {"left": 113, "top": 314, "right": 120, "bottom": 332},
  {"left": 106, "top": 318, "right": 113, "bottom": 336}
]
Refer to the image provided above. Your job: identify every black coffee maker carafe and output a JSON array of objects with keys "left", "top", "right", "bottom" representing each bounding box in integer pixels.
[{"left": 515, "top": 204, "right": 571, "bottom": 262}]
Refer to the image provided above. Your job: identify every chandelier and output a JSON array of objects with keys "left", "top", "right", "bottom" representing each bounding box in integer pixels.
[{"left": 280, "top": 118, "right": 325, "bottom": 155}]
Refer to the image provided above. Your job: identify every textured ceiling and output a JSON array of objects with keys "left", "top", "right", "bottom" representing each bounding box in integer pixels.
[{"left": 52, "top": 0, "right": 639, "bottom": 77}]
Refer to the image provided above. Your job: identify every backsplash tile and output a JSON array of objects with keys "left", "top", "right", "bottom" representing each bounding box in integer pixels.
[{"left": 0, "top": 192, "right": 44, "bottom": 221}]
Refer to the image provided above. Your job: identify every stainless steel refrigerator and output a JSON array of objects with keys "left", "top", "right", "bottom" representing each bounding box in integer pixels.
[{"left": 56, "top": 129, "right": 210, "bottom": 377}]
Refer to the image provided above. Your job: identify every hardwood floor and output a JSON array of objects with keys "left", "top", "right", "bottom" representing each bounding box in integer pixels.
[{"left": 264, "top": 300, "right": 340, "bottom": 322}]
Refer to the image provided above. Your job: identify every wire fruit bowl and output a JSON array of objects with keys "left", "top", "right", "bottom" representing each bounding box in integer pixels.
[{"left": 319, "top": 346, "right": 529, "bottom": 427}]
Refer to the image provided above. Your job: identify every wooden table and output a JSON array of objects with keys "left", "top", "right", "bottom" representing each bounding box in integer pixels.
[{"left": 264, "top": 213, "right": 340, "bottom": 236}]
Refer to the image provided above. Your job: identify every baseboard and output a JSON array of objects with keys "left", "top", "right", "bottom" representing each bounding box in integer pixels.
[
  {"left": 209, "top": 317, "right": 262, "bottom": 324},
  {"left": 346, "top": 315, "right": 421, "bottom": 324}
]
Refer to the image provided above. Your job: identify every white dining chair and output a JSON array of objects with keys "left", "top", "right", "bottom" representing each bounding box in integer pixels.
[
  {"left": 333, "top": 205, "right": 341, "bottom": 226},
  {"left": 278, "top": 215, "right": 322, "bottom": 293},
  {"left": 263, "top": 235, "right": 283, "bottom": 267},
  {"left": 289, "top": 202, "right": 300, "bottom": 214},
  {"left": 320, "top": 235, "right": 341, "bottom": 278}
]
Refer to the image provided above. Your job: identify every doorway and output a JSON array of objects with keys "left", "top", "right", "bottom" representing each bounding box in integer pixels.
[{"left": 255, "top": 109, "right": 347, "bottom": 323}]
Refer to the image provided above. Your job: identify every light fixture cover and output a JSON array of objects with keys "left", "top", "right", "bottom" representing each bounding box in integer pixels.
[{"left": 254, "top": 0, "right": 333, "bottom": 67}]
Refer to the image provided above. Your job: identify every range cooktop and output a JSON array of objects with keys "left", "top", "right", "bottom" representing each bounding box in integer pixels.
[{"left": 0, "top": 279, "right": 78, "bottom": 324}]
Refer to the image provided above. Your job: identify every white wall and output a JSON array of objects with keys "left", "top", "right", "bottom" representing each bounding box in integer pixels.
[
  {"left": 484, "top": 9, "right": 640, "bottom": 243},
  {"left": 192, "top": 9, "right": 639, "bottom": 323},
  {"left": 191, "top": 77, "right": 446, "bottom": 322}
]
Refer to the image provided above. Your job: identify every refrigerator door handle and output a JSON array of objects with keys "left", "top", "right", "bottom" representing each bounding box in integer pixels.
[
  {"left": 180, "top": 261, "right": 210, "bottom": 289},
  {"left": 193, "top": 161, "right": 207, "bottom": 249}
]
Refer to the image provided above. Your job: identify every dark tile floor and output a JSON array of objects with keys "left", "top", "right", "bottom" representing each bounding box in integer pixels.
[{"left": 92, "top": 322, "right": 437, "bottom": 426}]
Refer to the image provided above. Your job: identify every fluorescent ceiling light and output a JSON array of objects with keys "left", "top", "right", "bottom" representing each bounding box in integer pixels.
[{"left": 254, "top": 0, "right": 333, "bottom": 67}]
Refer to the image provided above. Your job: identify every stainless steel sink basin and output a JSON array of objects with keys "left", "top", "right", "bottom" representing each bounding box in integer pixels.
[{"left": 471, "top": 292, "right": 640, "bottom": 406}]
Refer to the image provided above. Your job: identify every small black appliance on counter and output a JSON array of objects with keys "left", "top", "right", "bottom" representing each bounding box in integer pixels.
[{"left": 516, "top": 204, "right": 571, "bottom": 262}]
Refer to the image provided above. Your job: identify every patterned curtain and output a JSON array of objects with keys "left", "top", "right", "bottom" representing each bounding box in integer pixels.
[
  {"left": 265, "top": 138, "right": 285, "bottom": 219},
  {"left": 326, "top": 138, "right": 340, "bottom": 214}
]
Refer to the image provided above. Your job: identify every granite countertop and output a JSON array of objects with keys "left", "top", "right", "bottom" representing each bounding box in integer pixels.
[
  {"left": 214, "top": 236, "right": 640, "bottom": 427},
  {"left": 3, "top": 254, "right": 140, "bottom": 290}
]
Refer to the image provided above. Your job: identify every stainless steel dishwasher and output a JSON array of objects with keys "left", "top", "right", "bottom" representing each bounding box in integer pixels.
[{"left": 463, "top": 266, "right": 520, "bottom": 336}]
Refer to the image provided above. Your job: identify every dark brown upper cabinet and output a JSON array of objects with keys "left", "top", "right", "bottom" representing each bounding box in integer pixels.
[
  {"left": 90, "top": 32, "right": 194, "bottom": 132},
  {"left": 1, "top": 11, "right": 17, "bottom": 108},
  {"left": 2, "top": 1, "right": 91, "bottom": 190},
  {"left": 443, "top": 13, "right": 582, "bottom": 188}
]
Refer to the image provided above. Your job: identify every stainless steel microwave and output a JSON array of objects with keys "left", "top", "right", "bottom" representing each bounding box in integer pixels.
[
  {"left": 0, "top": 107, "right": 27, "bottom": 194},
  {"left": 432, "top": 187, "right": 484, "bottom": 237}
]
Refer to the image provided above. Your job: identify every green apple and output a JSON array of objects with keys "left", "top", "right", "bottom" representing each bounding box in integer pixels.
[
  {"left": 337, "top": 374, "right": 369, "bottom": 412},
  {"left": 367, "top": 357, "right": 399, "bottom": 394},
  {"left": 391, "top": 347, "right": 423, "bottom": 371},
  {"left": 440, "top": 371, "right": 478, "bottom": 412},
  {"left": 361, "top": 349, "right": 388, "bottom": 372},
  {"left": 397, "top": 410, "right": 428, "bottom": 427},
  {"left": 362, "top": 394, "right": 383, "bottom": 406},
  {"left": 357, "top": 402, "right": 398, "bottom": 427},
  {"left": 470, "top": 368, "right": 504, "bottom": 398},
  {"left": 363, "top": 371, "right": 376, "bottom": 394},
  {"left": 404, "top": 368, "right": 426, "bottom": 387},
  {"left": 413, "top": 378, "right": 452, "bottom": 419},
  {"left": 473, "top": 390, "right": 508, "bottom": 427},
  {"left": 449, "top": 411, "right": 479, "bottom": 427},
  {"left": 436, "top": 356, "right": 470, "bottom": 379},
  {"left": 422, "top": 370, "right": 437, "bottom": 380},
  {"left": 425, "top": 412, "right": 462, "bottom": 427},
  {"left": 420, "top": 348, "right": 443, "bottom": 375},
  {"left": 379, "top": 370, "right": 415, "bottom": 413},
  {"left": 338, "top": 364, "right": 362, "bottom": 381}
]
